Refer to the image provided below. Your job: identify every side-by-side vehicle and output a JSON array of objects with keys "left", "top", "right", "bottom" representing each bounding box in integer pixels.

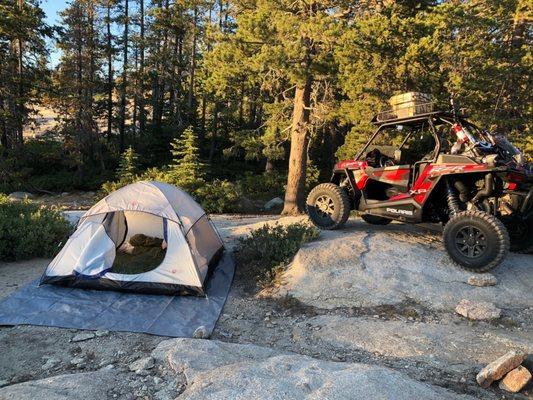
[{"left": 307, "top": 101, "right": 532, "bottom": 271}]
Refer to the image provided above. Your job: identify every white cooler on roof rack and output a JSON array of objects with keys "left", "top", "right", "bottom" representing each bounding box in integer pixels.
[{"left": 389, "top": 92, "right": 433, "bottom": 119}]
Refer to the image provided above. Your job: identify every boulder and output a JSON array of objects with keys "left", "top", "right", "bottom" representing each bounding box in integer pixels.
[
  {"left": 476, "top": 350, "right": 525, "bottom": 388},
  {"left": 129, "top": 356, "right": 155, "bottom": 373},
  {"left": 8, "top": 191, "right": 34, "bottom": 201},
  {"left": 152, "top": 339, "right": 474, "bottom": 399},
  {"left": 0, "top": 371, "right": 122, "bottom": 400},
  {"left": 499, "top": 365, "right": 531, "bottom": 393},
  {"left": 237, "top": 197, "right": 257, "bottom": 213},
  {"left": 293, "top": 315, "right": 532, "bottom": 368},
  {"left": 275, "top": 220, "right": 533, "bottom": 312},
  {"left": 455, "top": 299, "right": 501, "bottom": 320},
  {"left": 467, "top": 274, "right": 498, "bottom": 287},
  {"left": 263, "top": 197, "right": 284, "bottom": 211}
]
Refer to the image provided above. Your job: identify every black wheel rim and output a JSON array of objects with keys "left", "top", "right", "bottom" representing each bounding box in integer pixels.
[
  {"left": 454, "top": 226, "right": 487, "bottom": 258},
  {"left": 314, "top": 195, "right": 335, "bottom": 222}
]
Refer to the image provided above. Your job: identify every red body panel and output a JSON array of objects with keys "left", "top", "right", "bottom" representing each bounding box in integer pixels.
[{"left": 335, "top": 159, "right": 493, "bottom": 206}]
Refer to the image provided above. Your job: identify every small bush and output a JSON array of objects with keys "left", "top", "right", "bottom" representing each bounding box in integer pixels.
[
  {"left": 117, "top": 147, "right": 139, "bottom": 182},
  {"left": 195, "top": 179, "right": 242, "bottom": 213},
  {"left": 234, "top": 222, "right": 320, "bottom": 290},
  {"left": 168, "top": 126, "right": 205, "bottom": 184},
  {"left": 236, "top": 171, "right": 286, "bottom": 201},
  {"left": 0, "top": 195, "right": 71, "bottom": 261},
  {"left": 100, "top": 165, "right": 243, "bottom": 213}
]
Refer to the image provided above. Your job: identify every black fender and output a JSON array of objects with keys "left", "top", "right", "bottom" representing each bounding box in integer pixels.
[{"left": 331, "top": 169, "right": 360, "bottom": 209}]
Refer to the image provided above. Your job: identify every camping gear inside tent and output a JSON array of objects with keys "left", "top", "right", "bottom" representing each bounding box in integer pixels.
[{"left": 40, "top": 181, "right": 224, "bottom": 295}]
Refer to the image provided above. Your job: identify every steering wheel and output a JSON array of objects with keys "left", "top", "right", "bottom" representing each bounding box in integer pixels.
[{"left": 379, "top": 155, "right": 395, "bottom": 168}]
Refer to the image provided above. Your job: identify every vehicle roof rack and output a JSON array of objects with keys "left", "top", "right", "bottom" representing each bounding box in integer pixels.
[{"left": 371, "top": 110, "right": 468, "bottom": 126}]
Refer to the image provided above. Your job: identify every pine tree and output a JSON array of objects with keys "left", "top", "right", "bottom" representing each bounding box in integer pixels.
[
  {"left": 0, "top": 0, "right": 51, "bottom": 154},
  {"left": 224, "top": 0, "right": 345, "bottom": 215},
  {"left": 168, "top": 126, "right": 205, "bottom": 185},
  {"left": 117, "top": 146, "right": 138, "bottom": 182},
  {"left": 52, "top": 0, "right": 107, "bottom": 178}
]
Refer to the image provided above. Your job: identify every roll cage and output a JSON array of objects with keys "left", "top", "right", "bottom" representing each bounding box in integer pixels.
[{"left": 356, "top": 111, "right": 476, "bottom": 164}]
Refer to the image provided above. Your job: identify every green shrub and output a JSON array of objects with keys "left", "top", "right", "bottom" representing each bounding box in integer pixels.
[
  {"left": 236, "top": 171, "right": 286, "bottom": 201},
  {"left": 100, "top": 168, "right": 242, "bottom": 213},
  {"left": 168, "top": 126, "right": 205, "bottom": 185},
  {"left": 0, "top": 137, "right": 113, "bottom": 194},
  {"left": 0, "top": 195, "right": 71, "bottom": 261},
  {"left": 117, "top": 147, "right": 139, "bottom": 182},
  {"left": 234, "top": 222, "right": 320, "bottom": 290},
  {"left": 195, "top": 179, "right": 242, "bottom": 213}
]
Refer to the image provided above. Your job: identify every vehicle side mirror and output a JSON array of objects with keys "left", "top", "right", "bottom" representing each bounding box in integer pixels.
[{"left": 394, "top": 149, "right": 402, "bottom": 164}]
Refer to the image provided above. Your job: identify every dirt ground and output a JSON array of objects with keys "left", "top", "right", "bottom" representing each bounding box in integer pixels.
[{"left": 0, "top": 214, "right": 531, "bottom": 399}]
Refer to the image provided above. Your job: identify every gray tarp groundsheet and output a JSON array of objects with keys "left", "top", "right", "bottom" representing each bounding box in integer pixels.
[{"left": 0, "top": 252, "right": 234, "bottom": 338}]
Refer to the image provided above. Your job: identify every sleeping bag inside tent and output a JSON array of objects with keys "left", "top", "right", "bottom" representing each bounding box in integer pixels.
[{"left": 40, "top": 181, "right": 224, "bottom": 295}]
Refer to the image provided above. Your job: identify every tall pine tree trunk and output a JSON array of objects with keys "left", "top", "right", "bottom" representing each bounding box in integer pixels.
[
  {"left": 106, "top": 0, "right": 113, "bottom": 141},
  {"left": 175, "top": 34, "right": 183, "bottom": 126},
  {"left": 200, "top": 92, "right": 206, "bottom": 143},
  {"left": 138, "top": 0, "right": 145, "bottom": 134},
  {"left": 209, "top": 102, "right": 218, "bottom": 163},
  {"left": 238, "top": 81, "right": 244, "bottom": 126},
  {"left": 187, "top": 7, "right": 197, "bottom": 122},
  {"left": 132, "top": 46, "right": 138, "bottom": 135},
  {"left": 75, "top": 11, "right": 84, "bottom": 182},
  {"left": 0, "top": 97, "right": 7, "bottom": 157},
  {"left": 15, "top": 0, "right": 24, "bottom": 146},
  {"left": 281, "top": 77, "right": 312, "bottom": 215},
  {"left": 88, "top": 3, "right": 105, "bottom": 172},
  {"left": 119, "top": 0, "right": 129, "bottom": 152}
]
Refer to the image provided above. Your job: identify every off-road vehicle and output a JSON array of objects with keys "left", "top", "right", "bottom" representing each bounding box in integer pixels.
[{"left": 307, "top": 100, "right": 533, "bottom": 272}]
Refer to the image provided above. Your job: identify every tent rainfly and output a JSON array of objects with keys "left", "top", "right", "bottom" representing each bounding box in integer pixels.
[{"left": 40, "top": 181, "right": 224, "bottom": 295}]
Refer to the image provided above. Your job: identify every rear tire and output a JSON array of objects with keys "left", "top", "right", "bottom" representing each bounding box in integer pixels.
[
  {"left": 361, "top": 214, "right": 392, "bottom": 225},
  {"left": 443, "top": 210, "right": 509, "bottom": 272},
  {"left": 501, "top": 215, "right": 533, "bottom": 254},
  {"left": 306, "top": 183, "right": 350, "bottom": 230}
]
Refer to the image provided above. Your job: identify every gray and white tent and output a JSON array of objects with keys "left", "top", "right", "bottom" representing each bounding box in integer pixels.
[{"left": 40, "top": 181, "right": 224, "bottom": 295}]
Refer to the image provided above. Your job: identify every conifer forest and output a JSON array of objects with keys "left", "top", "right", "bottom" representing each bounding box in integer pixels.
[{"left": 0, "top": 0, "right": 531, "bottom": 213}]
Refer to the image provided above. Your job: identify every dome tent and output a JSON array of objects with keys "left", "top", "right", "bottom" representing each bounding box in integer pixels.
[{"left": 40, "top": 181, "right": 224, "bottom": 295}]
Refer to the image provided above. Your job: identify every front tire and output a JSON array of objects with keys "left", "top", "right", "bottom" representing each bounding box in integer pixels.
[
  {"left": 306, "top": 183, "right": 350, "bottom": 230},
  {"left": 443, "top": 210, "right": 510, "bottom": 272}
]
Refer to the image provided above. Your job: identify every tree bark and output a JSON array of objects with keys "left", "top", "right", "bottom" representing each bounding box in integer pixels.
[
  {"left": 15, "top": 0, "right": 25, "bottom": 146},
  {"left": 132, "top": 45, "right": 138, "bottom": 135},
  {"left": 106, "top": 0, "right": 113, "bottom": 141},
  {"left": 200, "top": 92, "right": 206, "bottom": 143},
  {"left": 281, "top": 77, "right": 312, "bottom": 215},
  {"left": 209, "top": 102, "right": 219, "bottom": 163},
  {"left": 187, "top": 6, "right": 198, "bottom": 121},
  {"left": 238, "top": 81, "right": 244, "bottom": 126},
  {"left": 0, "top": 96, "right": 7, "bottom": 157},
  {"left": 118, "top": 0, "right": 129, "bottom": 152},
  {"left": 138, "top": 0, "right": 145, "bottom": 134}
]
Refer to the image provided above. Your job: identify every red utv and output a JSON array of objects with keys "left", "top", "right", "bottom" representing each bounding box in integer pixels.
[{"left": 306, "top": 103, "right": 533, "bottom": 272}]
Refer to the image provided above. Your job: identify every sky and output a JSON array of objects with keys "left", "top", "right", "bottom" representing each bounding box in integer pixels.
[{"left": 42, "top": 0, "right": 69, "bottom": 67}]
